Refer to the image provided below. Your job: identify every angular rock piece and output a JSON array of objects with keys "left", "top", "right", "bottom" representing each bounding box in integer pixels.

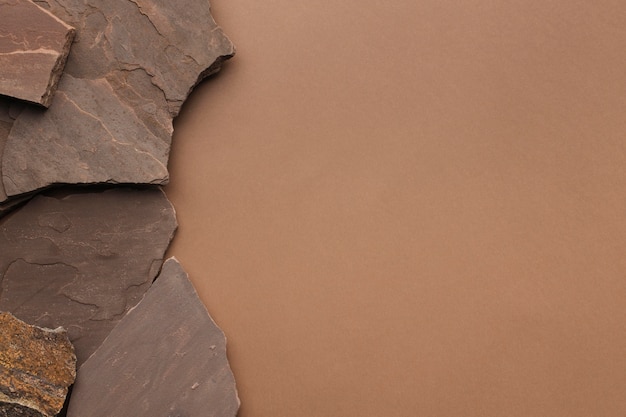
[
  {"left": 67, "top": 258, "right": 240, "bottom": 417},
  {"left": 0, "top": 0, "right": 75, "bottom": 107},
  {"left": 0, "top": 98, "right": 22, "bottom": 208},
  {"left": 0, "top": 312, "right": 76, "bottom": 417},
  {"left": 0, "top": 187, "right": 177, "bottom": 365},
  {"left": 0, "top": 0, "right": 234, "bottom": 202}
]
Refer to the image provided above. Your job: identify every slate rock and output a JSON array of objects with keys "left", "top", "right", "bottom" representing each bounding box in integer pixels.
[
  {"left": 0, "top": 187, "right": 177, "bottom": 365},
  {"left": 0, "top": 99, "right": 23, "bottom": 207},
  {"left": 0, "top": 0, "right": 75, "bottom": 107},
  {"left": 0, "top": 0, "right": 234, "bottom": 202},
  {"left": 0, "top": 312, "right": 76, "bottom": 417},
  {"left": 67, "top": 258, "right": 240, "bottom": 417}
]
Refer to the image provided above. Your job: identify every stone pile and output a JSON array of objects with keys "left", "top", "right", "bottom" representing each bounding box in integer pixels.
[
  {"left": 0, "top": 0, "right": 235, "bottom": 207},
  {"left": 0, "top": 0, "right": 239, "bottom": 415}
]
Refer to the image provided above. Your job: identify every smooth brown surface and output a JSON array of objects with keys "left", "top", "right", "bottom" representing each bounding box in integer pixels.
[
  {"left": 166, "top": 1, "right": 626, "bottom": 416},
  {"left": 0, "top": 0, "right": 74, "bottom": 107},
  {"left": 68, "top": 258, "right": 239, "bottom": 417},
  {"left": 0, "top": 312, "right": 75, "bottom": 417}
]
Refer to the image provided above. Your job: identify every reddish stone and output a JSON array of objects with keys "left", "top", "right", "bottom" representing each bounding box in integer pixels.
[
  {"left": 0, "top": 0, "right": 75, "bottom": 107},
  {"left": 67, "top": 258, "right": 240, "bottom": 417},
  {"left": 0, "top": 0, "right": 234, "bottom": 204},
  {"left": 0, "top": 187, "right": 177, "bottom": 365}
]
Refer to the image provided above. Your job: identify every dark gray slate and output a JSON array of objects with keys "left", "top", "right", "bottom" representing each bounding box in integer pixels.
[
  {"left": 67, "top": 258, "right": 240, "bottom": 417},
  {"left": 0, "top": 0, "right": 234, "bottom": 201},
  {"left": 0, "top": 0, "right": 75, "bottom": 107},
  {"left": 0, "top": 187, "right": 177, "bottom": 365}
]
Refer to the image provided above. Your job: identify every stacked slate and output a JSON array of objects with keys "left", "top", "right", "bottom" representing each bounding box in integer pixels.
[{"left": 0, "top": 0, "right": 240, "bottom": 415}]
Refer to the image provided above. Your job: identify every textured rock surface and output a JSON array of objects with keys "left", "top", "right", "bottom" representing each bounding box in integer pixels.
[
  {"left": 67, "top": 258, "right": 240, "bottom": 417},
  {"left": 0, "top": 0, "right": 75, "bottom": 107},
  {"left": 0, "top": 99, "right": 22, "bottom": 208},
  {"left": 0, "top": 312, "right": 76, "bottom": 417},
  {"left": 0, "top": 187, "right": 177, "bottom": 365},
  {"left": 0, "top": 0, "right": 234, "bottom": 202}
]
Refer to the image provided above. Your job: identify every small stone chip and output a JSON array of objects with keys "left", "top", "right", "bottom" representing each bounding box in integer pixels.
[{"left": 0, "top": 312, "right": 76, "bottom": 417}]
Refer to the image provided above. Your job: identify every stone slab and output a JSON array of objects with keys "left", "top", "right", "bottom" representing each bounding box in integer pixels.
[
  {"left": 0, "top": 187, "right": 177, "bottom": 365},
  {"left": 67, "top": 258, "right": 240, "bottom": 417},
  {"left": 0, "top": 0, "right": 75, "bottom": 107},
  {"left": 0, "top": 0, "right": 234, "bottom": 202},
  {"left": 0, "top": 312, "right": 76, "bottom": 417},
  {"left": 0, "top": 99, "right": 22, "bottom": 207}
]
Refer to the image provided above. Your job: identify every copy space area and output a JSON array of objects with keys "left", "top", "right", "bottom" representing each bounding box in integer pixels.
[{"left": 166, "top": 2, "right": 626, "bottom": 416}]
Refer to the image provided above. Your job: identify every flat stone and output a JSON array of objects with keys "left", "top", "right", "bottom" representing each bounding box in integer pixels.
[
  {"left": 0, "top": 0, "right": 234, "bottom": 203},
  {"left": 0, "top": 99, "right": 21, "bottom": 208},
  {"left": 0, "top": 187, "right": 177, "bottom": 365},
  {"left": 0, "top": 0, "right": 75, "bottom": 107},
  {"left": 0, "top": 312, "right": 76, "bottom": 417},
  {"left": 67, "top": 258, "right": 240, "bottom": 417}
]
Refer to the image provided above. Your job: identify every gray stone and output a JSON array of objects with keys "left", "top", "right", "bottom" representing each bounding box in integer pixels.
[
  {"left": 0, "top": 0, "right": 234, "bottom": 201},
  {"left": 67, "top": 258, "right": 240, "bottom": 417},
  {"left": 0, "top": 187, "right": 177, "bottom": 365},
  {"left": 0, "top": 312, "right": 76, "bottom": 417},
  {"left": 0, "top": 0, "right": 75, "bottom": 107}
]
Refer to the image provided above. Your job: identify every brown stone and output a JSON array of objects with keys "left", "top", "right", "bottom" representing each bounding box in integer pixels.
[
  {"left": 0, "top": 312, "right": 76, "bottom": 417},
  {"left": 0, "top": 0, "right": 75, "bottom": 107},
  {"left": 0, "top": 97, "right": 21, "bottom": 208},
  {"left": 0, "top": 187, "right": 177, "bottom": 365},
  {"left": 0, "top": 0, "right": 234, "bottom": 203},
  {"left": 67, "top": 258, "right": 240, "bottom": 417}
]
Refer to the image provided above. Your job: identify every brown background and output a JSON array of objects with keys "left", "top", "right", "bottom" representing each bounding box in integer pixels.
[{"left": 165, "top": 1, "right": 626, "bottom": 416}]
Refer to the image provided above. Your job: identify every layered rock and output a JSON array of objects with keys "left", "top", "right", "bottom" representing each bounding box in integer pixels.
[
  {"left": 0, "top": 312, "right": 76, "bottom": 417},
  {"left": 0, "top": 0, "right": 75, "bottom": 107},
  {"left": 0, "top": 0, "right": 234, "bottom": 204},
  {"left": 0, "top": 187, "right": 177, "bottom": 365},
  {"left": 67, "top": 258, "right": 240, "bottom": 417}
]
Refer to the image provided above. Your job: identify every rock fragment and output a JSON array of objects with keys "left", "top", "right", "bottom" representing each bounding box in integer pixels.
[
  {"left": 0, "top": 94, "right": 23, "bottom": 209},
  {"left": 0, "top": 187, "right": 177, "bottom": 365},
  {"left": 67, "top": 258, "right": 240, "bottom": 417},
  {"left": 0, "top": 0, "right": 234, "bottom": 202},
  {"left": 0, "top": 0, "right": 75, "bottom": 107},
  {"left": 0, "top": 312, "right": 76, "bottom": 417}
]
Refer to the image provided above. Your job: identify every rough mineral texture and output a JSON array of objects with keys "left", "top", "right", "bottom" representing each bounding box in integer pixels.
[
  {"left": 0, "top": 312, "right": 76, "bottom": 417},
  {"left": 0, "top": 187, "right": 177, "bottom": 365},
  {"left": 0, "top": 0, "right": 234, "bottom": 203},
  {"left": 67, "top": 258, "right": 240, "bottom": 417},
  {"left": 0, "top": 0, "right": 75, "bottom": 107}
]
